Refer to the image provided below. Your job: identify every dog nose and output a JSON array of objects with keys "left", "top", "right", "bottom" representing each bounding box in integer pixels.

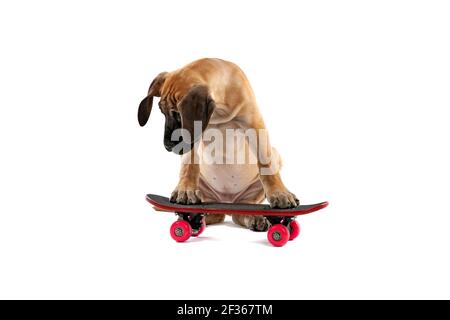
[{"left": 164, "top": 141, "right": 176, "bottom": 152}]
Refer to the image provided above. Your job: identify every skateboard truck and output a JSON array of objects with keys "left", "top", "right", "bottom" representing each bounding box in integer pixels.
[{"left": 175, "top": 212, "right": 206, "bottom": 237}]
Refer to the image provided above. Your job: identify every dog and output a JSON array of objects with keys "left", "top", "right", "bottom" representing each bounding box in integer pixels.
[{"left": 138, "top": 58, "right": 299, "bottom": 231}]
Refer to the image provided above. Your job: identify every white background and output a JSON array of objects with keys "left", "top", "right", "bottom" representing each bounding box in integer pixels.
[{"left": 0, "top": 0, "right": 449, "bottom": 299}]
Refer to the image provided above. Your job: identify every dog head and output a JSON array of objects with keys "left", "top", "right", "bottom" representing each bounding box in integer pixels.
[{"left": 138, "top": 73, "right": 215, "bottom": 154}]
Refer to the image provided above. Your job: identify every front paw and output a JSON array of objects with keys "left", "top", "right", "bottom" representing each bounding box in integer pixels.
[
  {"left": 267, "top": 190, "right": 300, "bottom": 208},
  {"left": 170, "top": 188, "right": 202, "bottom": 204}
]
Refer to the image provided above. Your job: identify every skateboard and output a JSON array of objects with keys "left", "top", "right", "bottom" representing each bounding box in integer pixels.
[{"left": 146, "top": 194, "right": 328, "bottom": 247}]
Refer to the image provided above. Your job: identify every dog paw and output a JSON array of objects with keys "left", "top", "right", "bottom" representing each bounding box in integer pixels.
[
  {"left": 267, "top": 190, "right": 299, "bottom": 208},
  {"left": 249, "top": 216, "right": 270, "bottom": 232},
  {"left": 170, "top": 188, "right": 202, "bottom": 204}
]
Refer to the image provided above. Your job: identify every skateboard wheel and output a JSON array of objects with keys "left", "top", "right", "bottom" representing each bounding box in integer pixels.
[
  {"left": 191, "top": 218, "right": 206, "bottom": 237},
  {"left": 289, "top": 220, "right": 300, "bottom": 241},
  {"left": 170, "top": 220, "right": 192, "bottom": 242},
  {"left": 267, "top": 224, "right": 290, "bottom": 247}
]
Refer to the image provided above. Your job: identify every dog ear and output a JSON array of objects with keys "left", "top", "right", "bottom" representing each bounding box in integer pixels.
[
  {"left": 178, "top": 85, "right": 216, "bottom": 144},
  {"left": 138, "top": 72, "right": 168, "bottom": 127}
]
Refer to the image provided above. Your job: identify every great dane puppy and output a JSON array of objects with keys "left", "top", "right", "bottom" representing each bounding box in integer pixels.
[{"left": 138, "top": 58, "right": 299, "bottom": 231}]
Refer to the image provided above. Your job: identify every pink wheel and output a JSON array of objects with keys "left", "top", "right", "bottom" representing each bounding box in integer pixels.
[
  {"left": 170, "top": 220, "right": 192, "bottom": 242},
  {"left": 191, "top": 219, "right": 206, "bottom": 237},
  {"left": 267, "top": 224, "right": 290, "bottom": 247},
  {"left": 289, "top": 220, "right": 300, "bottom": 241}
]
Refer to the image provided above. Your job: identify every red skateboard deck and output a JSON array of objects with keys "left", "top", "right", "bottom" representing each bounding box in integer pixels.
[
  {"left": 146, "top": 194, "right": 328, "bottom": 247},
  {"left": 146, "top": 194, "right": 328, "bottom": 216}
]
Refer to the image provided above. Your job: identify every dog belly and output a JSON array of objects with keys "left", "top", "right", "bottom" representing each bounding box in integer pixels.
[
  {"left": 197, "top": 122, "right": 266, "bottom": 203},
  {"left": 199, "top": 164, "right": 264, "bottom": 203}
]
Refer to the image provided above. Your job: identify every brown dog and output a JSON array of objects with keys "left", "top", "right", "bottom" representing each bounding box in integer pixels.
[{"left": 138, "top": 58, "right": 299, "bottom": 231}]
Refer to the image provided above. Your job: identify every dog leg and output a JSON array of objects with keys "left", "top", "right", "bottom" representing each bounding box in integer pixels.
[
  {"left": 205, "top": 214, "right": 225, "bottom": 225},
  {"left": 261, "top": 172, "right": 299, "bottom": 208},
  {"left": 251, "top": 124, "right": 300, "bottom": 208},
  {"left": 170, "top": 151, "right": 202, "bottom": 204},
  {"left": 232, "top": 215, "right": 269, "bottom": 232}
]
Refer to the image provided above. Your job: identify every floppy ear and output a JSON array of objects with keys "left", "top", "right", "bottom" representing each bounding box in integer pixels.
[
  {"left": 178, "top": 85, "right": 216, "bottom": 144},
  {"left": 137, "top": 72, "right": 168, "bottom": 127}
]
